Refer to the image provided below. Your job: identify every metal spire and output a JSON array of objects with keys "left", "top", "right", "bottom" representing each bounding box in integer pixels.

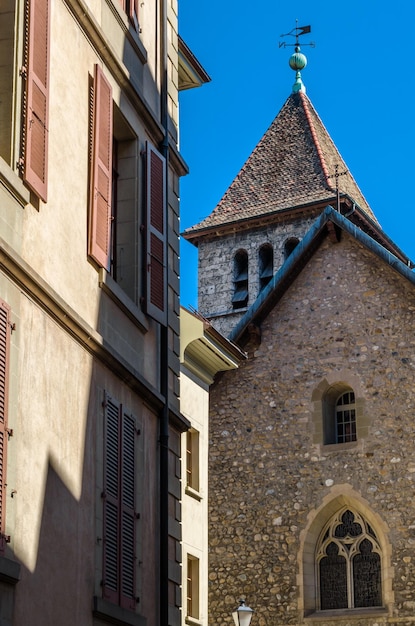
[{"left": 279, "top": 21, "right": 315, "bottom": 93}]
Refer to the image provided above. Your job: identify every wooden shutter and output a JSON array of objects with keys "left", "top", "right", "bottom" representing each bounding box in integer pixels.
[
  {"left": 128, "top": 0, "right": 139, "bottom": 29},
  {"left": 120, "top": 411, "right": 136, "bottom": 609},
  {"left": 103, "top": 395, "right": 137, "bottom": 609},
  {"left": 89, "top": 65, "right": 113, "bottom": 269},
  {"left": 24, "top": 0, "right": 51, "bottom": 202},
  {"left": 103, "top": 395, "right": 121, "bottom": 604},
  {"left": 0, "top": 301, "right": 10, "bottom": 554},
  {"left": 145, "top": 142, "right": 167, "bottom": 325}
]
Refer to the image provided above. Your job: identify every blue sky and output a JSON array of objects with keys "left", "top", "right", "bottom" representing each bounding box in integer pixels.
[{"left": 178, "top": 1, "right": 415, "bottom": 310}]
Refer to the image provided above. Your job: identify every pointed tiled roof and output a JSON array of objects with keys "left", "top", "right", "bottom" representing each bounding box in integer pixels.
[{"left": 184, "top": 91, "right": 377, "bottom": 239}]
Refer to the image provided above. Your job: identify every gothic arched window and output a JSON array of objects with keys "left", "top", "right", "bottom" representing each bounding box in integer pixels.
[
  {"left": 316, "top": 509, "right": 382, "bottom": 610},
  {"left": 232, "top": 250, "right": 248, "bottom": 309},
  {"left": 258, "top": 244, "right": 273, "bottom": 292},
  {"left": 323, "top": 385, "right": 357, "bottom": 445}
]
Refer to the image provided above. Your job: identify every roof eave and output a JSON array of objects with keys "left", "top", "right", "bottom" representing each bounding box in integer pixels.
[{"left": 182, "top": 196, "right": 338, "bottom": 245}]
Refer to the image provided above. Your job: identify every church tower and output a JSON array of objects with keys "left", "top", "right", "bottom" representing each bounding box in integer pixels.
[
  {"left": 184, "top": 25, "right": 415, "bottom": 626},
  {"left": 183, "top": 34, "right": 409, "bottom": 338}
]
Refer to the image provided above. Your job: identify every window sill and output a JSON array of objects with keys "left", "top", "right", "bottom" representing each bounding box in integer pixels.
[
  {"left": 185, "top": 485, "right": 203, "bottom": 501},
  {"left": 321, "top": 440, "right": 359, "bottom": 453},
  {"left": 99, "top": 269, "right": 149, "bottom": 334},
  {"left": 93, "top": 597, "right": 146, "bottom": 626},
  {"left": 304, "top": 607, "right": 387, "bottom": 621},
  {"left": 0, "top": 156, "right": 30, "bottom": 208},
  {"left": 185, "top": 616, "right": 203, "bottom": 626},
  {"left": 0, "top": 555, "right": 20, "bottom": 585}
]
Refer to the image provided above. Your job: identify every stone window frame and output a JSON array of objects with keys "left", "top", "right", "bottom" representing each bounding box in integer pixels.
[
  {"left": 311, "top": 371, "right": 368, "bottom": 452},
  {"left": 298, "top": 486, "right": 393, "bottom": 619}
]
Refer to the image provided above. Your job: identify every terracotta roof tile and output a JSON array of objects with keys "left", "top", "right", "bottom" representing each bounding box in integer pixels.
[{"left": 184, "top": 92, "right": 377, "bottom": 238}]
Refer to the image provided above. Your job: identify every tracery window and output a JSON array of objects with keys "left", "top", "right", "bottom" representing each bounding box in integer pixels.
[{"left": 316, "top": 509, "right": 382, "bottom": 611}]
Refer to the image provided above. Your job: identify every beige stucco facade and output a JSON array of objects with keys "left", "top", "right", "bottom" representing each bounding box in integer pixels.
[
  {"left": 0, "top": 1, "right": 206, "bottom": 624},
  {"left": 180, "top": 307, "right": 245, "bottom": 626}
]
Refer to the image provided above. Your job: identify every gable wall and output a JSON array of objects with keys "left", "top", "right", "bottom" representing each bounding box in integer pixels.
[
  {"left": 197, "top": 215, "right": 317, "bottom": 337},
  {"left": 208, "top": 232, "right": 415, "bottom": 625}
]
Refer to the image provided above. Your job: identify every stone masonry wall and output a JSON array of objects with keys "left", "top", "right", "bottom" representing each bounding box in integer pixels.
[
  {"left": 197, "top": 215, "right": 317, "bottom": 337},
  {"left": 208, "top": 232, "right": 415, "bottom": 626}
]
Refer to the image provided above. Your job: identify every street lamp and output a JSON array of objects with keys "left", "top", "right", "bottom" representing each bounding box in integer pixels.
[{"left": 232, "top": 600, "right": 254, "bottom": 626}]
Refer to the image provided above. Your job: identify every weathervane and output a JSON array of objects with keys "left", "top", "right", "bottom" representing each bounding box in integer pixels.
[
  {"left": 279, "top": 21, "right": 315, "bottom": 94},
  {"left": 279, "top": 21, "right": 315, "bottom": 49}
]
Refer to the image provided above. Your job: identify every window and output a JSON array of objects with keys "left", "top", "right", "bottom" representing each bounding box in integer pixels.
[
  {"left": 323, "top": 385, "right": 357, "bottom": 445},
  {"left": 0, "top": 300, "right": 11, "bottom": 555},
  {"left": 111, "top": 109, "right": 139, "bottom": 302},
  {"left": 186, "top": 429, "right": 200, "bottom": 493},
  {"left": 284, "top": 237, "right": 299, "bottom": 259},
  {"left": 316, "top": 509, "right": 382, "bottom": 611},
  {"left": 232, "top": 250, "right": 248, "bottom": 309},
  {"left": 89, "top": 65, "right": 167, "bottom": 322},
  {"left": 102, "top": 393, "right": 140, "bottom": 610},
  {"left": 335, "top": 391, "right": 356, "bottom": 443},
  {"left": 186, "top": 555, "right": 200, "bottom": 619},
  {"left": 118, "top": 0, "right": 140, "bottom": 30},
  {"left": 0, "top": 4, "right": 16, "bottom": 164},
  {"left": 258, "top": 244, "right": 273, "bottom": 291}
]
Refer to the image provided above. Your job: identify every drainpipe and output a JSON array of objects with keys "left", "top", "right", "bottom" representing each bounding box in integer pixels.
[{"left": 159, "top": 0, "right": 169, "bottom": 623}]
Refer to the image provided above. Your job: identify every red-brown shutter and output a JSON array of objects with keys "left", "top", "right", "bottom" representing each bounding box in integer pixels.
[
  {"left": 0, "top": 301, "right": 10, "bottom": 554},
  {"left": 103, "top": 395, "right": 121, "bottom": 604},
  {"left": 145, "top": 142, "right": 167, "bottom": 325},
  {"left": 128, "top": 0, "right": 139, "bottom": 29},
  {"left": 89, "top": 65, "right": 113, "bottom": 270},
  {"left": 24, "top": 0, "right": 51, "bottom": 202},
  {"left": 120, "top": 411, "right": 136, "bottom": 609}
]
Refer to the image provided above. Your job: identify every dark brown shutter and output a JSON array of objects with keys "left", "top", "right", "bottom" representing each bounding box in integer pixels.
[
  {"left": 24, "top": 0, "right": 51, "bottom": 202},
  {"left": 103, "top": 396, "right": 137, "bottom": 609},
  {"left": 145, "top": 142, "right": 167, "bottom": 325},
  {"left": 120, "top": 411, "right": 136, "bottom": 609},
  {"left": 89, "top": 65, "right": 113, "bottom": 269},
  {"left": 0, "top": 301, "right": 10, "bottom": 554},
  {"left": 103, "top": 395, "right": 121, "bottom": 604}
]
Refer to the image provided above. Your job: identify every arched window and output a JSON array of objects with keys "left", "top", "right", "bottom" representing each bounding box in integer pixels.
[
  {"left": 258, "top": 244, "right": 273, "bottom": 291},
  {"left": 323, "top": 385, "right": 356, "bottom": 445},
  {"left": 232, "top": 250, "right": 248, "bottom": 309},
  {"left": 335, "top": 391, "right": 356, "bottom": 443},
  {"left": 284, "top": 237, "right": 299, "bottom": 259},
  {"left": 316, "top": 509, "right": 382, "bottom": 610}
]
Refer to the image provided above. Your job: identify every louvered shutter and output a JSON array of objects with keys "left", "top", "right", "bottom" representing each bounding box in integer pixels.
[
  {"left": 0, "top": 301, "right": 10, "bottom": 554},
  {"left": 24, "top": 0, "right": 51, "bottom": 202},
  {"left": 103, "top": 395, "right": 121, "bottom": 604},
  {"left": 120, "top": 412, "right": 136, "bottom": 609},
  {"left": 145, "top": 142, "right": 167, "bottom": 325},
  {"left": 89, "top": 65, "right": 113, "bottom": 269},
  {"left": 128, "top": 0, "right": 139, "bottom": 29}
]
